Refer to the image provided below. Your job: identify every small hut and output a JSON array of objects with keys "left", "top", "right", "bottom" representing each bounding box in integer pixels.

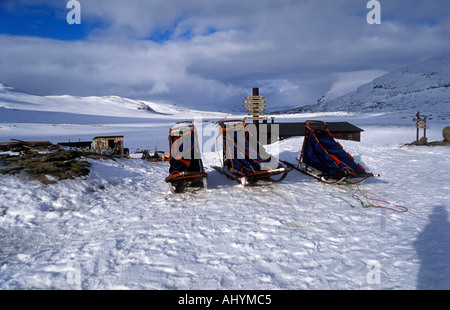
[{"left": 93, "top": 135, "right": 124, "bottom": 156}]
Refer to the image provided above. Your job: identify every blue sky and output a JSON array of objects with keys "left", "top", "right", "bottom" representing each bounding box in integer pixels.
[
  {"left": 0, "top": 0, "right": 449, "bottom": 111},
  {"left": 1, "top": 3, "right": 87, "bottom": 40},
  {"left": 0, "top": 1, "right": 220, "bottom": 42}
]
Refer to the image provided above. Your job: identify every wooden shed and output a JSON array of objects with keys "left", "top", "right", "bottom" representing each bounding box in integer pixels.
[
  {"left": 93, "top": 135, "right": 124, "bottom": 156},
  {"left": 278, "top": 122, "right": 363, "bottom": 141}
]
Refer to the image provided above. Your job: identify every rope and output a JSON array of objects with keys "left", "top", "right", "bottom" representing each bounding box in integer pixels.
[
  {"left": 330, "top": 187, "right": 372, "bottom": 209},
  {"left": 330, "top": 179, "right": 408, "bottom": 213}
]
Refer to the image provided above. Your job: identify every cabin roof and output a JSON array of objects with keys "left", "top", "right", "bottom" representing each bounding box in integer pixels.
[
  {"left": 93, "top": 135, "right": 124, "bottom": 139},
  {"left": 274, "top": 122, "right": 363, "bottom": 136}
]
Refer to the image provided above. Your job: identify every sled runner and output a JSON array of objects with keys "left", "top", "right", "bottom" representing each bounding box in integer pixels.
[
  {"left": 164, "top": 122, "right": 208, "bottom": 193},
  {"left": 285, "top": 120, "right": 378, "bottom": 184},
  {"left": 213, "top": 119, "right": 292, "bottom": 186}
]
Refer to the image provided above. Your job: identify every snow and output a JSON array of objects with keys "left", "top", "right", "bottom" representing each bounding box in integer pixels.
[{"left": 0, "top": 74, "right": 449, "bottom": 290}]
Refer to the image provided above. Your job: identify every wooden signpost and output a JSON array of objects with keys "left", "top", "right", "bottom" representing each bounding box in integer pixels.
[
  {"left": 413, "top": 111, "right": 427, "bottom": 141},
  {"left": 243, "top": 88, "right": 267, "bottom": 123}
]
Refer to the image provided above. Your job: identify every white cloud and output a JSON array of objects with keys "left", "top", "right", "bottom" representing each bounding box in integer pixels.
[{"left": 1, "top": 0, "right": 449, "bottom": 111}]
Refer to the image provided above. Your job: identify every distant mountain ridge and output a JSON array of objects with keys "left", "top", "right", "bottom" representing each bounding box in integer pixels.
[
  {"left": 0, "top": 82, "right": 225, "bottom": 118},
  {"left": 280, "top": 57, "right": 450, "bottom": 119}
]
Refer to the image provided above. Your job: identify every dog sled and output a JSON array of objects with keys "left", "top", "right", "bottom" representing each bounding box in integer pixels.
[
  {"left": 164, "top": 122, "right": 208, "bottom": 193},
  {"left": 212, "top": 119, "right": 292, "bottom": 186},
  {"left": 283, "top": 120, "right": 378, "bottom": 184}
]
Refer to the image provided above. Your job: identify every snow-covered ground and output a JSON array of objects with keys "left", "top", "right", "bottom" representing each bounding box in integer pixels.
[{"left": 0, "top": 82, "right": 449, "bottom": 290}]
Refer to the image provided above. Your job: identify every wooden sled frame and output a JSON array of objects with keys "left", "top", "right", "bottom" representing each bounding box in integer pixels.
[
  {"left": 282, "top": 160, "right": 376, "bottom": 185},
  {"left": 165, "top": 171, "right": 208, "bottom": 193},
  {"left": 214, "top": 119, "right": 292, "bottom": 186}
]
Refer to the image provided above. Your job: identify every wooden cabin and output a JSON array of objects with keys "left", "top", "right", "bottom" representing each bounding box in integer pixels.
[
  {"left": 253, "top": 121, "right": 364, "bottom": 143},
  {"left": 93, "top": 135, "right": 124, "bottom": 156}
]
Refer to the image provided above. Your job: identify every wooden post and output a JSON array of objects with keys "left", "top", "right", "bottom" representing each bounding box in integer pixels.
[
  {"left": 415, "top": 112, "right": 420, "bottom": 141},
  {"left": 252, "top": 88, "right": 259, "bottom": 128},
  {"left": 424, "top": 117, "right": 427, "bottom": 139},
  {"left": 252, "top": 88, "right": 259, "bottom": 145}
]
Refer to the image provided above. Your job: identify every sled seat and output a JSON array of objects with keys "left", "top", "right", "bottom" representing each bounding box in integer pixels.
[{"left": 217, "top": 119, "right": 292, "bottom": 186}]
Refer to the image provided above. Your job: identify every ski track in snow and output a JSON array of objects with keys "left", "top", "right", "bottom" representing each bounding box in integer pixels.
[{"left": 1, "top": 123, "right": 449, "bottom": 290}]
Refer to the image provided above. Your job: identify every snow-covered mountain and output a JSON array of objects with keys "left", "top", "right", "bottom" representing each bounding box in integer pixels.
[
  {"left": 283, "top": 57, "right": 450, "bottom": 119},
  {"left": 316, "top": 70, "right": 387, "bottom": 105},
  {"left": 0, "top": 83, "right": 209, "bottom": 118},
  {"left": 0, "top": 83, "right": 226, "bottom": 118}
]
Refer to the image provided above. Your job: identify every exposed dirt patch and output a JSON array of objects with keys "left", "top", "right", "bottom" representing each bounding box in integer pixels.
[{"left": 0, "top": 150, "right": 93, "bottom": 184}]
